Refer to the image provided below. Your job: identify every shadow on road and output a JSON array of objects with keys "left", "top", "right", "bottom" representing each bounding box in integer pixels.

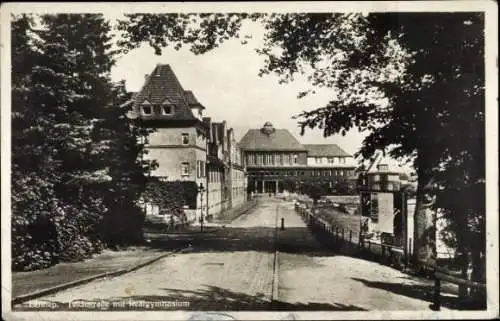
[
  {"left": 351, "top": 277, "right": 462, "bottom": 310},
  {"left": 145, "top": 226, "right": 339, "bottom": 257}
]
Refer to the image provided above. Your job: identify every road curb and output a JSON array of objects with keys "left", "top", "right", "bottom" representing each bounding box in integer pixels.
[
  {"left": 12, "top": 247, "right": 187, "bottom": 305},
  {"left": 271, "top": 203, "right": 280, "bottom": 302}
]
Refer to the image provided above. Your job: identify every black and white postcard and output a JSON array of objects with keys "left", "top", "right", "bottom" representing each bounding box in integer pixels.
[{"left": 1, "top": 1, "right": 498, "bottom": 320}]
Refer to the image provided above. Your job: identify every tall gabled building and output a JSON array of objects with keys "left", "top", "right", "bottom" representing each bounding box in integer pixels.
[{"left": 127, "top": 64, "right": 208, "bottom": 222}]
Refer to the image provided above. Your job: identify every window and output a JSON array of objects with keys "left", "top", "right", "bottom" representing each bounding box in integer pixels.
[
  {"left": 257, "top": 154, "right": 263, "bottom": 165},
  {"left": 315, "top": 157, "right": 322, "bottom": 164},
  {"left": 288, "top": 154, "right": 293, "bottom": 164},
  {"left": 327, "top": 157, "right": 335, "bottom": 164},
  {"left": 339, "top": 169, "right": 344, "bottom": 176},
  {"left": 270, "top": 154, "right": 275, "bottom": 165},
  {"left": 340, "top": 157, "right": 346, "bottom": 164},
  {"left": 142, "top": 105, "right": 152, "bottom": 115},
  {"left": 279, "top": 154, "right": 284, "bottom": 165},
  {"left": 162, "top": 105, "right": 173, "bottom": 115},
  {"left": 181, "top": 162, "right": 189, "bottom": 176},
  {"left": 181, "top": 133, "right": 189, "bottom": 145},
  {"left": 293, "top": 154, "right": 298, "bottom": 164}
]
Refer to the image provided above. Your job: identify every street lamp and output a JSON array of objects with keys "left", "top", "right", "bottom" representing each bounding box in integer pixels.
[{"left": 198, "top": 182, "right": 205, "bottom": 232}]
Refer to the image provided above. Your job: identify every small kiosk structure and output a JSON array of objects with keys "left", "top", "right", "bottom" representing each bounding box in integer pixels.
[{"left": 358, "top": 153, "right": 412, "bottom": 261}]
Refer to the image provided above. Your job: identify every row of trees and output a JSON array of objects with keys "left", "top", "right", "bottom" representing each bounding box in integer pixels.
[
  {"left": 11, "top": 14, "right": 154, "bottom": 270},
  {"left": 116, "top": 12, "right": 486, "bottom": 305}
]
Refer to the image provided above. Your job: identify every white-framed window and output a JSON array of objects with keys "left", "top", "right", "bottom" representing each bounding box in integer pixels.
[
  {"left": 181, "top": 133, "right": 189, "bottom": 145},
  {"left": 315, "top": 157, "right": 322, "bottom": 164},
  {"left": 201, "top": 161, "right": 205, "bottom": 177},
  {"left": 327, "top": 157, "right": 335, "bottom": 164},
  {"left": 196, "top": 161, "right": 201, "bottom": 178},
  {"left": 162, "top": 104, "right": 174, "bottom": 115},
  {"left": 181, "top": 162, "right": 189, "bottom": 176},
  {"left": 341, "top": 157, "right": 346, "bottom": 164}
]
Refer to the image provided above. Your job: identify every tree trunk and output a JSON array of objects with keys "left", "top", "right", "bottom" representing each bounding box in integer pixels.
[
  {"left": 470, "top": 250, "right": 486, "bottom": 309},
  {"left": 413, "top": 171, "right": 437, "bottom": 274}
]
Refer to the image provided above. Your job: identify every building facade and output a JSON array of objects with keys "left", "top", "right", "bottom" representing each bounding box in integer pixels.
[
  {"left": 239, "top": 122, "right": 357, "bottom": 194},
  {"left": 204, "top": 119, "right": 246, "bottom": 219},
  {"left": 126, "top": 64, "right": 208, "bottom": 222},
  {"left": 126, "top": 64, "right": 246, "bottom": 222}
]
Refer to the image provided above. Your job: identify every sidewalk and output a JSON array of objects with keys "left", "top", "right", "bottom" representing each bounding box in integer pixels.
[{"left": 11, "top": 246, "right": 174, "bottom": 300}]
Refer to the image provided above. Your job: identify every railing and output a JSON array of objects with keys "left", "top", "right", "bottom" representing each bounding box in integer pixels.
[{"left": 293, "top": 202, "right": 486, "bottom": 310}]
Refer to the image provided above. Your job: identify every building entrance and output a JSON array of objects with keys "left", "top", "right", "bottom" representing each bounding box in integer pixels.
[{"left": 253, "top": 179, "right": 284, "bottom": 194}]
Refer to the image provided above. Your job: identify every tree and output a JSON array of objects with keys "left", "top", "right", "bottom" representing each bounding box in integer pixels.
[
  {"left": 11, "top": 14, "right": 153, "bottom": 270},
  {"left": 11, "top": 14, "right": 64, "bottom": 269},
  {"left": 116, "top": 13, "right": 485, "bottom": 303},
  {"left": 299, "top": 181, "right": 330, "bottom": 204}
]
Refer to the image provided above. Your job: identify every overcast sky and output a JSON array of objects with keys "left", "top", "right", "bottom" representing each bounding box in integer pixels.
[{"left": 110, "top": 21, "right": 369, "bottom": 156}]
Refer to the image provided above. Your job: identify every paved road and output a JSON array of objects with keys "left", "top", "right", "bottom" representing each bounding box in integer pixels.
[
  {"left": 17, "top": 197, "right": 455, "bottom": 311},
  {"left": 17, "top": 198, "right": 279, "bottom": 311},
  {"left": 276, "top": 201, "right": 454, "bottom": 311}
]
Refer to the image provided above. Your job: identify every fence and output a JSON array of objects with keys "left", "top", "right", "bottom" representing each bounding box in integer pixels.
[{"left": 294, "top": 202, "right": 486, "bottom": 310}]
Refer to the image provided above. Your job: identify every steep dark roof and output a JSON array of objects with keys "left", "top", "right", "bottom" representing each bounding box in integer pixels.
[
  {"left": 132, "top": 64, "right": 196, "bottom": 121},
  {"left": 184, "top": 90, "right": 205, "bottom": 110},
  {"left": 238, "top": 127, "right": 306, "bottom": 151},
  {"left": 303, "top": 144, "right": 351, "bottom": 157}
]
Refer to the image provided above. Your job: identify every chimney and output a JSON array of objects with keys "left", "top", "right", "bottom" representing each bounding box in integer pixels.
[{"left": 144, "top": 74, "right": 149, "bottom": 80}]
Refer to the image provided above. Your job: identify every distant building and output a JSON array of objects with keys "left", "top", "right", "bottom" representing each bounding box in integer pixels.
[{"left": 238, "top": 121, "right": 356, "bottom": 194}]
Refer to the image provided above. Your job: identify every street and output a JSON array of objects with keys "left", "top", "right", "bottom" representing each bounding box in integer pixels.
[{"left": 16, "top": 198, "right": 453, "bottom": 311}]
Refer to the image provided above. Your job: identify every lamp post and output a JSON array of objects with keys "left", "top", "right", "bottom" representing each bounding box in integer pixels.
[{"left": 198, "top": 183, "right": 205, "bottom": 232}]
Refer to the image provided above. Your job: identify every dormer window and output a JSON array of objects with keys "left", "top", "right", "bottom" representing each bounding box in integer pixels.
[
  {"left": 141, "top": 100, "right": 152, "bottom": 115},
  {"left": 161, "top": 99, "right": 175, "bottom": 115},
  {"left": 162, "top": 105, "right": 173, "bottom": 115},
  {"left": 142, "top": 106, "right": 152, "bottom": 115}
]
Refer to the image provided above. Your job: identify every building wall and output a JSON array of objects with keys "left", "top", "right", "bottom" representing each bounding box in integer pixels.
[
  {"left": 207, "top": 167, "right": 223, "bottom": 218},
  {"left": 231, "top": 167, "right": 246, "bottom": 207},
  {"left": 144, "top": 126, "right": 208, "bottom": 222}
]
